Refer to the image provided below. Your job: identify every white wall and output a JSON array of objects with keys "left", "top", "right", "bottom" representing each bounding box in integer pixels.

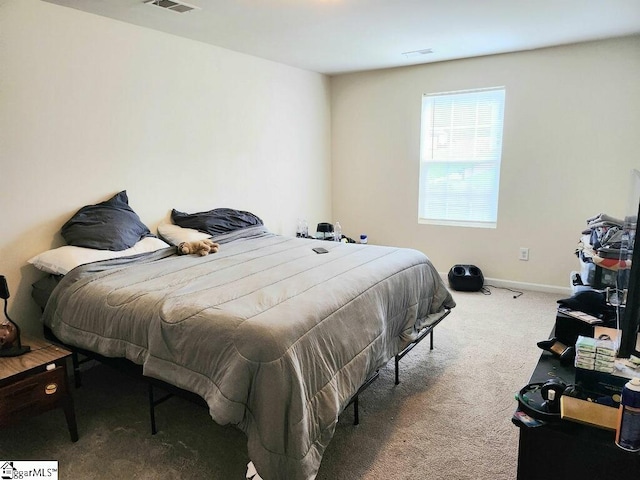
[
  {"left": 0, "top": 0, "right": 332, "bottom": 335},
  {"left": 2, "top": 2, "right": 638, "bottom": 336},
  {"left": 331, "top": 36, "right": 640, "bottom": 291}
]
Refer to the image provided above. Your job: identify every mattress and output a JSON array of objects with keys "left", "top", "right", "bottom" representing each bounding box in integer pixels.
[{"left": 42, "top": 227, "right": 455, "bottom": 479}]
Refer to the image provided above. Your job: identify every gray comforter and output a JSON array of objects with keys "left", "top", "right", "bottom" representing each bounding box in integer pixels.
[{"left": 43, "top": 228, "right": 455, "bottom": 480}]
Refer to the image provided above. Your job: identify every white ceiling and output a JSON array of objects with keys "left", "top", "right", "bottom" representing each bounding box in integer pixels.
[{"left": 43, "top": 0, "right": 640, "bottom": 75}]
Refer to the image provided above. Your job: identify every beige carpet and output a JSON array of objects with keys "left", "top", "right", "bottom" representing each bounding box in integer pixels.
[{"left": 0, "top": 287, "right": 561, "bottom": 479}]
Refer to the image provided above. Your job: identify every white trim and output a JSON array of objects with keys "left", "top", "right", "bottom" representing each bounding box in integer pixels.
[
  {"left": 439, "top": 273, "right": 572, "bottom": 295},
  {"left": 419, "top": 218, "right": 496, "bottom": 229},
  {"left": 483, "top": 277, "right": 571, "bottom": 295}
]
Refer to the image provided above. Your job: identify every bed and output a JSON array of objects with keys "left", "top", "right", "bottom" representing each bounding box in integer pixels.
[{"left": 30, "top": 192, "right": 455, "bottom": 480}]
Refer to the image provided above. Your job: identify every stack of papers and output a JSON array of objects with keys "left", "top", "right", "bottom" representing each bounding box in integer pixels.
[
  {"left": 574, "top": 335, "right": 616, "bottom": 373},
  {"left": 595, "top": 338, "right": 616, "bottom": 373},
  {"left": 575, "top": 336, "right": 596, "bottom": 370}
]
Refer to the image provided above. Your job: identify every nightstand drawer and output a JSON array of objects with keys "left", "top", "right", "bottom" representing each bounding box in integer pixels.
[{"left": 0, "top": 366, "right": 68, "bottom": 426}]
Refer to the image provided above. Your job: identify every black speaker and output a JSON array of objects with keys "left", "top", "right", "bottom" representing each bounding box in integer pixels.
[{"left": 447, "top": 264, "right": 484, "bottom": 292}]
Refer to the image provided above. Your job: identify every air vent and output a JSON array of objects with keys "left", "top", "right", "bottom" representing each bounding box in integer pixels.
[{"left": 144, "top": 0, "right": 201, "bottom": 13}]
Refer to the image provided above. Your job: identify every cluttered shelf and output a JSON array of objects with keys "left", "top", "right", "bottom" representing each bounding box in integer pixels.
[
  {"left": 513, "top": 290, "right": 640, "bottom": 479},
  {"left": 513, "top": 349, "right": 640, "bottom": 480},
  {"left": 575, "top": 212, "right": 633, "bottom": 291},
  {"left": 516, "top": 173, "right": 640, "bottom": 478},
  {"left": 570, "top": 207, "right": 640, "bottom": 360}
]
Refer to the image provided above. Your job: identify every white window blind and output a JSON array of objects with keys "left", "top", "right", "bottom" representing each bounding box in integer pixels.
[{"left": 418, "top": 87, "right": 505, "bottom": 228}]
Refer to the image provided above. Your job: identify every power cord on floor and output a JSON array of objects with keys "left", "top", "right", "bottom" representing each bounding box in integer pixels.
[{"left": 481, "top": 284, "right": 524, "bottom": 298}]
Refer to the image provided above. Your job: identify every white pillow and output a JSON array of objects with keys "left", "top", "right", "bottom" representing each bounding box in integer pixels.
[
  {"left": 28, "top": 237, "right": 171, "bottom": 275},
  {"left": 157, "top": 221, "right": 211, "bottom": 246}
]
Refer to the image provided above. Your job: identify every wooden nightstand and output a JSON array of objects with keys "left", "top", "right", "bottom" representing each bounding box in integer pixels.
[{"left": 0, "top": 336, "right": 78, "bottom": 442}]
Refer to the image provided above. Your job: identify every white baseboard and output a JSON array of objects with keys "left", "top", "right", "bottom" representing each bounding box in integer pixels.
[
  {"left": 482, "top": 277, "right": 572, "bottom": 296},
  {"left": 439, "top": 272, "right": 572, "bottom": 296}
]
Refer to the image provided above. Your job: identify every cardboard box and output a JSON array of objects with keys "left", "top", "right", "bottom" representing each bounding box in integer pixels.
[{"left": 560, "top": 395, "right": 619, "bottom": 431}]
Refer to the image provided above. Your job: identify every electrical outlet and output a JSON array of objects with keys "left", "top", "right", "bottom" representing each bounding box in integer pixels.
[{"left": 519, "top": 248, "right": 529, "bottom": 261}]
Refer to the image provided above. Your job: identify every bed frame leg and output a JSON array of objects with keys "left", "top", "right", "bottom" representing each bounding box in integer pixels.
[
  {"left": 353, "top": 396, "right": 359, "bottom": 425},
  {"left": 147, "top": 381, "right": 175, "bottom": 435},
  {"left": 393, "top": 309, "right": 452, "bottom": 385},
  {"left": 148, "top": 383, "right": 158, "bottom": 435},
  {"left": 72, "top": 351, "right": 82, "bottom": 388},
  {"left": 347, "top": 370, "right": 379, "bottom": 425}
]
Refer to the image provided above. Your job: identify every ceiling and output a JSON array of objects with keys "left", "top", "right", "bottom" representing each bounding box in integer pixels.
[{"left": 43, "top": 0, "right": 640, "bottom": 75}]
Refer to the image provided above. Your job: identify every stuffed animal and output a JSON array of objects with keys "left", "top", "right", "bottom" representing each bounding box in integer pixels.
[{"left": 178, "top": 239, "right": 220, "bottom": 256}]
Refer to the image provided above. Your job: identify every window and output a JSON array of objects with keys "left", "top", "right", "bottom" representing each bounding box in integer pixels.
[{"left": 418, "top": 87, "right": 505, "bottom": 228}]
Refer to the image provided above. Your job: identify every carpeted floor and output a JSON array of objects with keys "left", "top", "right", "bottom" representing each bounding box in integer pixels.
[{"left": 0, "top": 287, "right": 562, "bottom": 479}]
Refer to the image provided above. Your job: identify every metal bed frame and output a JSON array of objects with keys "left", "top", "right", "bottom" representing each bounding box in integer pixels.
[
  {"left": 394, "top": 308, "right": 452, "bottom": 385},
  {"left": 44, "top": 307, "right": 451, "bottom": 433}
]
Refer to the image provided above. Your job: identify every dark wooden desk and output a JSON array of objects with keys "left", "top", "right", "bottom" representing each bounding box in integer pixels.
[{"left": 514, "top": 352, "right": 640, "bottom": 480}]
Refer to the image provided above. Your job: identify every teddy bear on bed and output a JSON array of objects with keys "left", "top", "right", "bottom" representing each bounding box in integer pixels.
[{"left": 178, "top": 239, "right": 220, "bottom": 256}]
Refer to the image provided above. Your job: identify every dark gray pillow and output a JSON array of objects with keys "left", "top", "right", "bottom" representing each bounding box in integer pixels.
[
  {"left": 61, "top": 191, "right": 152, "bottom": 251},
  {"left": 171, "top": 207, "right": 263, "bottom": 236}
]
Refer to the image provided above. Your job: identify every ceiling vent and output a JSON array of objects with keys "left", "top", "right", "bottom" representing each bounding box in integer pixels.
[{"left": 144, "top": 0, "right": 201, "bottom": 13}]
